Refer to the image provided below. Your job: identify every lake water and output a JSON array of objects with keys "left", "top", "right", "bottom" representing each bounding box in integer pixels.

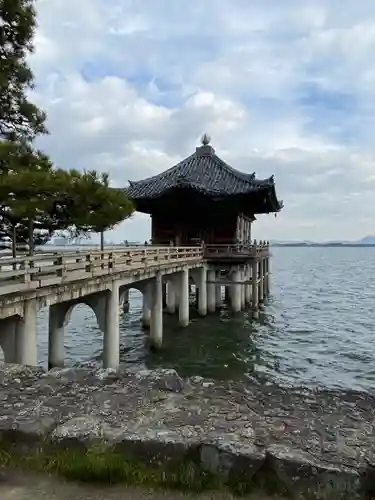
[{"left": 5, "top": 247, "right": 375, "bottom": 393}]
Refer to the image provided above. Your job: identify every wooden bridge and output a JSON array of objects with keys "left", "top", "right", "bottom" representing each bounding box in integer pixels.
[{"left": 0, "top": 241, "right": 271, "bottom": 370}]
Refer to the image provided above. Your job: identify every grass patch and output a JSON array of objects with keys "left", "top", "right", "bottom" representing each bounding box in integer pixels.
[
  {"left": 0, "top": 440, "right": 222, "bottom": 493},
  {"left": 0, "top": 440, "right": 290, "bottom": 497}
]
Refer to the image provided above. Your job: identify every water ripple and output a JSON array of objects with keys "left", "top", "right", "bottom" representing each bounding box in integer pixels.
[{"left": 1, "top": 247, "right": 374, "bottom": 393}]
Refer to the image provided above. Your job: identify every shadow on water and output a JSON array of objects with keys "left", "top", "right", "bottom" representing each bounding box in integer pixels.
[{"left": 145, "top": 303, "right": 273, "bottom": 381}]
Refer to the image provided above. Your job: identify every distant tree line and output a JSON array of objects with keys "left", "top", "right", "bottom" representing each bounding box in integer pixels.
[{"left": 0, "top": 0, "right": 134, "bottom": 256}]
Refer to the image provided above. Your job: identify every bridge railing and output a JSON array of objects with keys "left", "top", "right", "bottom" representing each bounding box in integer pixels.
[
  {"left": 204, "top": 240, "right": 270, "bottom": 259},
  {"left": 0, "top": 246, "right": 204, "bottom": 294}
]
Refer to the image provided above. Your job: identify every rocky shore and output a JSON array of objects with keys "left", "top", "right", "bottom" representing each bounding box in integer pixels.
[{"left": 0, "top": 363, "right": 374, "bottom": 499}]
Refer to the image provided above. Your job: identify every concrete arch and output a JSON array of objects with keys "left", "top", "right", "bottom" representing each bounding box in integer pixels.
[
  {"left": 119, "top": 283, "right": 148, "bottom": 315},
  {"left": 49, "top": 293, "right": 107, "bottom": 335},
  {"left": 47, "top": 292, "right": 108, "bottom": 369},
  {"left": 0, "top": 315, "right": 20, "bottom": 364}
]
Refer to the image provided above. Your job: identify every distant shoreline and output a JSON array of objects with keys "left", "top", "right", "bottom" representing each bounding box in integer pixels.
[{"left": 272, "top": 243, "right": 375, "bottom": 247}]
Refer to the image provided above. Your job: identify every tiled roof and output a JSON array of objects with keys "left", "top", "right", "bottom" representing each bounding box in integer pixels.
[{"left": 126, "top": 145, "right": 276, "bottom": 199}]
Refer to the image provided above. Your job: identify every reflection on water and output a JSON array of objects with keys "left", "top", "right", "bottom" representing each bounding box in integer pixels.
[{"left": 2, "top": 247, "right": 375, "bottom": 393}]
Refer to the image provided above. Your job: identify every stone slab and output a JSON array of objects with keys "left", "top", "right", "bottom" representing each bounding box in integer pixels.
[{"left": 0, "top": 363, "right": 374, "bottom": 499}]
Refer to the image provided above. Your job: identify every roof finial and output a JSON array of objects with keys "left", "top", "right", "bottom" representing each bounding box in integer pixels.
[{"left": 201, "top": 133, "right": 211, "bottom": 146}]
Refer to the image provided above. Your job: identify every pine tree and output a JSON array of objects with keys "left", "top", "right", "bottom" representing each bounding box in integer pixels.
[{"left": 0, "top": 0, "right": 47, "bottom": 140}]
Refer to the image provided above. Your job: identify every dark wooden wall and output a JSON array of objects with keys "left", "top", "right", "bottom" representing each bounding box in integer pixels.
[
  {"left": 151, "top": 211, "right": 239, "bottom": 245},
  {"left": 147, "top": 189, "right": 256, "bottom": 246},
  {"left": 236, "top": 214, "right": 254, "bottom": 243}
]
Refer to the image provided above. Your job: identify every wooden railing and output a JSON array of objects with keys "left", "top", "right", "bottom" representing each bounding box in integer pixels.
[
  {"left": 0, "top": 246, "right": 203, "bottom": 295},
  {"left": 204, "top": 240, "right": 270, "bottom": 259}
]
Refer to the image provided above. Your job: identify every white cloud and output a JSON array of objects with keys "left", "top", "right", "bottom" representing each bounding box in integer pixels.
[{"left": 29, "top": 0, "right": 375, "bottom": 242}]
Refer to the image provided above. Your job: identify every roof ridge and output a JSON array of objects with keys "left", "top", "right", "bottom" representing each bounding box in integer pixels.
[
  {"left": 128, "top": 151, "right": 259, "bottom": 187},
  {"left": 211, "top": 154, "right": 256, "bottom": 183},
  {"left": 128, "top": 153, "right": 196, "bottom": 186}
]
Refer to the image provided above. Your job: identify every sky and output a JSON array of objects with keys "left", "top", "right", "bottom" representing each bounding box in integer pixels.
[{"left": 29, "top": 0, "right": 375, "bottom": 242}]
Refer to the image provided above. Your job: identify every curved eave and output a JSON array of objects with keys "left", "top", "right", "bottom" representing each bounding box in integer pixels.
[
  {"left": 125, "top": 182, "right": 222, "bottom": 200},
  {"left": 233, "top": 185, "right": 282, "bottom": 214},
  {"left": 125, "top": 180, "right": 283, "bottom": 214},
  {"left": 265, "top": 185, "right": 283, "bottom": 213}
]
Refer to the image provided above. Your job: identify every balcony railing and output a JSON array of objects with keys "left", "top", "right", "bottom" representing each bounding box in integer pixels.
[{"left": 204, "top": 240, "right": 270, "bottom": 260}]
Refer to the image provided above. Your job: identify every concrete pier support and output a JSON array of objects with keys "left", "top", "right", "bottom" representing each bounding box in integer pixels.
[
  {"left": 150, "top": 273, "right": 163, "bottom": 349},
  {"left": 245, "top": 267, "right": 252, "bottom": 305},
  {"left": 215, "top": 280, "right": 222, "bottom": 308},
  {"left": 103, "top": 283, "right": 120, "bottom": 369},
  {"left": 142, "top": 283, "right": 152, "bottom": 329},
  {"left": 259, "top": 258, "right": 264, "bottom": 303},
  {"left": 179, "top": 268, "right": 189, "bottom": 327},
  {"left": 252, "top": 261, "right": 259, "bottom": 314},
  {"left": 15, "top": 298, "right": 37, "bottom": 366},
  {"left": 265, "top": 257, "right": 270, "bottom": 295},
  {"left": 231, "top": 270, "right": 242, "bottom": 312},
  {"left": 48, "top": 303, "right": 65, "bottom": 370},
  {"left": 197, "top": 266, "right": 207, "bottom": 316},
  {"left": 0, "top": 318, "right": 16, "bottom": 364},
  {"left": 162, "top": 283, "right": 167, "bottom": 309},
  {"left": 166, "top": 279, "right": 176, "bottom": 314},
  {"left": 207, "top": 269, "right": 216, "bottom": 313},
  {"left": 122, "top": 288, "right": 129, "bottom": 313},
  {"left": 241, "top": 271, "right": 246, "bottom": 309}
]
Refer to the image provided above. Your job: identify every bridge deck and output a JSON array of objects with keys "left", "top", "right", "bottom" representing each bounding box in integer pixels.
[{"left": 0, "top": 243, "right": 270, "bottom": 297}]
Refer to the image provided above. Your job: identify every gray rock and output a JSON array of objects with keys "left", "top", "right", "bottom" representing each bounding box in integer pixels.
[
  {"left": 200, "top": 439, "right": 265, "bottom": 481},
  {"left": 267, "top": 444, "right": 362, "bottom": 499},
  {"left": 51, "top": 415, "right": 113, "bottom": 448},
  {"left": 114, "top": 428, "right": 200, "bottom": 465},
  {"left": 156, "top": 374, "right": 185, "bottom": 393},
  {"left": 0, "top": 363, "right": 374, "bottom": 498}
]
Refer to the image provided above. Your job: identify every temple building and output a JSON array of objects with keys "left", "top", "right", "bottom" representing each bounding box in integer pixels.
[
  {"left": 126, "top": 135, "right": 283, "bottom": 323},
  {"left": 126, "top": 134, "right": 282, "bottom": 248}
]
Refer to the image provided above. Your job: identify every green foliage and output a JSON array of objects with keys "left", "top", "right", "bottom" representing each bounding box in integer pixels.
[
  {"left": 0, "top": 1, "right": 133, "bottom": 253},
  {"left": 66, "top": 170, "right": 134, "bottom": 234},
  {"left": 0, "top": 0, "right": 47, "bottom": 140},
  {"left": 0, "top": 141, "right": 134, "bottom": 252}
]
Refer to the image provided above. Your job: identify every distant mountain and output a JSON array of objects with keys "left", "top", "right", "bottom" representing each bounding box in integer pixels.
[
  {"left": 356, "top": 236, "right": 375, "bottom": 245},
  {"left": 272, "top": 235, "right": 375, "bottom": 247}
]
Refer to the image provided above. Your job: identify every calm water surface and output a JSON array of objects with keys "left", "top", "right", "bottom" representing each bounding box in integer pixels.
[{"left": 12, "top": 247, "right": 375, "bottom": 393}]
